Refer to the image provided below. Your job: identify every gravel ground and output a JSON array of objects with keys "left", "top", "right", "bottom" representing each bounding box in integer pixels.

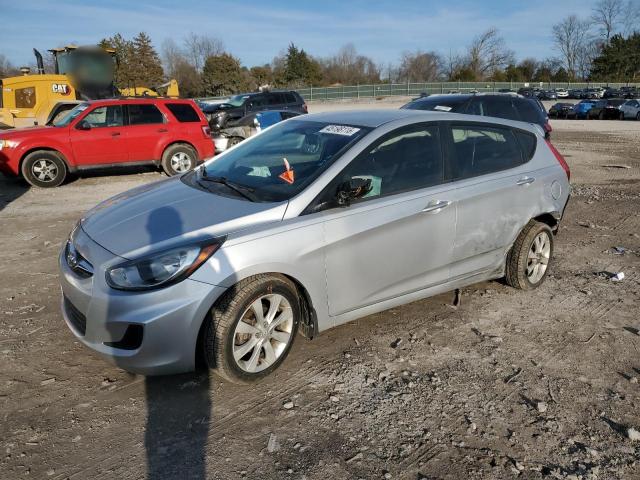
[{"left": 1, "top": 103, "right": 639, "bottom": 480}]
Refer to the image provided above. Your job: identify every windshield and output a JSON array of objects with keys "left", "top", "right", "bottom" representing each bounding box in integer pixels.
[
  {"left": 194, "top": 120, "right": 371, "bottom": 202},
  {"left": 226, "top": 95, "right": 251, "bottom": 107},
  {"left": 53, "top": 103, "right": 89, "bottom": 127},
  {"left": 57, "top": 51, "right": 115, "bottom": 88},
  {"left": 402, "top": 96, "right": 468, "bottom": 113}
]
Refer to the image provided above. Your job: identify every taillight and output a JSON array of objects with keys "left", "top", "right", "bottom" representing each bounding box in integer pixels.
[
  {"left": 546, "top": 140, "right": 570, "bottom": 181},
  {"left": 202, "top": 125, "right": 211, "bottom": 138},
  {"left": 302, "top": 103, "right": 308, "bottom": 113},
  {"left": 543, "top": 121, "right": 552, "bottom": 133}
]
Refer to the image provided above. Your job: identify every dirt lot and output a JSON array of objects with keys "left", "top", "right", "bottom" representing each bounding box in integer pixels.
[{"left": 1, "top": 106, "right": 639, "bottom": 480}]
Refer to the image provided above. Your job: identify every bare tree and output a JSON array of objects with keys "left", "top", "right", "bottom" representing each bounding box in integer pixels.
[
  {"left": 183, "top": 33, "right": 225, "bottom": 71},
  {"left": 0, "top": 54, "right": 18, "bottom": 77},
  {"left": 466, "top": 28, "right": 514, "bottom": 79},
  {"left": 321, "top": 44, "right": 381, "bottom": 85},
  {"left": 397, "top": 50, "right": 442, "bottom": 82},
  {"left": 552, "top": 15, "right": 592, "bottom": 79},
  {"left": 591, "top": 0, "right": 624, "bottom": 40},
  {"left": 622, "top": 0, "right": 640, "bottom": 35},
  {"left": 161, "top": 38, "right": 183, "bottom": 77},
  {"left": 443, "top": 49, "right": 464, "bottom": 80}
]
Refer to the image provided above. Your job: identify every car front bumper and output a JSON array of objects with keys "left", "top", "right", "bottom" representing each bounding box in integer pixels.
[{"left": 58, "top": 226, "right": 227, "bottom": 375}]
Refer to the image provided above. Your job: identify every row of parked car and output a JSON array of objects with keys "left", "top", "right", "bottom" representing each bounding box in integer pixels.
[
  {"left": 516, "top": 86, "right": 638, "bottom": 101},
  {"left": 549, "top": 98, "right": 640, "bottom": 120},
  {"left": 0, "top": 85, "right": 635, "bottom": 188}
]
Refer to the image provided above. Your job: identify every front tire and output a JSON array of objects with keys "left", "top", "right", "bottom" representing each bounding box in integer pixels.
[
  {"left": 21, "top": 150, "right": 67, "bottom": 188},
  {"left": 161, "top": 144, "right": 197, "bottom": 176},
  {"left": 505, "top": 221, "right": 554, "bottom": 290},
  {"left": 203, "top": 274, "right": 301, "bottom": 384}
]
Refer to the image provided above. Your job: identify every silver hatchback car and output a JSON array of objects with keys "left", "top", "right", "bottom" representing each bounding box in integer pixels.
[{"left": 59, "top": 110, "right": 570, "bottom": 383}]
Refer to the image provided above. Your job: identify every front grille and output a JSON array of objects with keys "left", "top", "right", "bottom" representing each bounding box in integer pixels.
[
  {"left": 65, "top": 241, "right": 94, "bottom": 278},
  {"left": 63, "top": 296, "right": 87, "bottom": 336}
]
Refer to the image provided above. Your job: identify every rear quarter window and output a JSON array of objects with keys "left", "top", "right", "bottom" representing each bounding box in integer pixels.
[
  {"left": 515, "top": 130, "right": 537, "bottom": 161},
  {"left": 165, "top": 103, "right": 200, "bottom": 122},
  {"left": 284, "top": 92, "right": 297, "bottom": 104}
]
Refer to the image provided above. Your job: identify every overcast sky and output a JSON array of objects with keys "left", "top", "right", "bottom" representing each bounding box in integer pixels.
[{"left": 1, "top": 0, "right": 596, "bottom": 67}]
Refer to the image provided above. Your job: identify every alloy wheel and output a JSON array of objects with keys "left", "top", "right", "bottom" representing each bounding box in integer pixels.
[
  {"left": 31, "top": 158, "right": 58, "bottom": 183},
  {"left": 527, "top": 231, "right": 551, "bottom": 284},
  {"left": 232, "top": 294, "right": 294, "bottom": 373},
  {"left": 170, "top": 152, "right": 193, "bottom": 173}
]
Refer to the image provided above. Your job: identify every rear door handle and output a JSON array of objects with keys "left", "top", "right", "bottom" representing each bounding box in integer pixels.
[
  {"left": 111, "top": 132, "right": 121, "bottom": 137},
  {"left": 422, "top": 200, "right": 451, "bottom": 213},
  {"left": 517, "top": 176, "right": 535, "bottom": 186},
  {"left": 158, "top": 128, "right": 168, "bottom": 133}
]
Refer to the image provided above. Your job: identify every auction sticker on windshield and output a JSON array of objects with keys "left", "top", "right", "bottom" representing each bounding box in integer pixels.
[
  {"left": 434, "top": 105, "right": 452, "bottom": 112},
  {"left": 319, "top": 125, "right": 361, "bottom": 136}
]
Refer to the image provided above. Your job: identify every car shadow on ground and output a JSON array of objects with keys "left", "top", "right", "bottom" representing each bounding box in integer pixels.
[
  {"left": 101, "top": 205, "right": 212, "bottom": 479},
  {"left": 0, "top": 174, "right": 29, "bottom": 213},
  {"left": 64, "top": 165, "right": 161, "bottom": 184},
  {"left": 144, "top": 373, "right": 211, "bottom": 479}
]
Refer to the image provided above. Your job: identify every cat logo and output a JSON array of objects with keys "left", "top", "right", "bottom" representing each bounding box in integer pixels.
[{"left": 52, "top": 84, "right": 70, "bottom": 95}]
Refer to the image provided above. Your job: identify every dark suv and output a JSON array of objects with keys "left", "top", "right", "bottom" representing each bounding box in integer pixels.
[
  {"left": 200, "top": 90, "right": 307, "bottom": 129},
  {"left": 401, "top": 93, "right": 552, "bottom": 138}
]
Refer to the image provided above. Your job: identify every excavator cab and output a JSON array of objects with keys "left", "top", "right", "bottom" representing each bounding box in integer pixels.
[{"left": 50, "top": 46, "right": 118, "bottom": 99}]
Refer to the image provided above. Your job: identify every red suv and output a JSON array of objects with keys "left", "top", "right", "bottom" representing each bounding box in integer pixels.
[{"left": 0, "top": 98, "right": 214, "bottom": 187}]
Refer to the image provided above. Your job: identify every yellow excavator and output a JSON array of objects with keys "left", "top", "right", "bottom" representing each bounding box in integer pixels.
[{"left": 0, "top": 45, "right": 179, "bottom": 129}]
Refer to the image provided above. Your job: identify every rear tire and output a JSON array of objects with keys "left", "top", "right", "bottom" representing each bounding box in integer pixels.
[
  {"left": 636, "top": 112, "right": 640, "bottom": 121},
  {"left": 21, "top": 150, "right": 67, "bottom": 188},
  {"left": 505, "top": 221, "right": 554, "bottom": 290},
  {"left": 203, "top": 274, "right": 301, "bottom": 384},
  {"left": 161, "top": 144, "right": 197, "bottom": 176}
]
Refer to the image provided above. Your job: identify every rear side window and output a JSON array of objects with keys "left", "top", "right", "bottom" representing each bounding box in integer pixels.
[
  {"left": 481, "top": 98, "right": 518, "bottom": 120},
  {"left": 267, "top": 93, "right": 285, "bottom": 105},
  {"left": 448, "top": 124, "right": 523, "bottom": 180},
  {"left": 515, "top": 131, "right": 537, "bottom": 161},
  {"left": 128, "top": 104, "right": 165, "bottom": 125},
  {"left": 165, "top": 103, "right": 200, "bottom": 122}
]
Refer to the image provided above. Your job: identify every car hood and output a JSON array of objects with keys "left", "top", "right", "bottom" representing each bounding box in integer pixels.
[
  {"left": 80, "top": 176, "right": 287, "bottom": 259},
  {"left": 0, "top": 125, "right": 61, "bottom": 139}
]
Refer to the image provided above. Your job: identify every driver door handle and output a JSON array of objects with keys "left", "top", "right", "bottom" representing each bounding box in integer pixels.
[
  {"left": 517, "top": 176, "right": 535, "bottom": 186},
  {"left": 111, "top": 132, "right": 121, "bottom": 137},
  {"left": 422, "top": 200, "right": 451, "bottom": 213}
]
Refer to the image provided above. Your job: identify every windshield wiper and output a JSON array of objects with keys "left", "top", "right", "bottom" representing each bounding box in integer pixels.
[{"left": 198, "top": 172, "right": 257, "bottom": 202}]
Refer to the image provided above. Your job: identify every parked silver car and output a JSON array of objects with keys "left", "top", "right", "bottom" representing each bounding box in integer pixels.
[
  {"left": 619, "top": 98, "right": 640, "bottom": 120},
  {"left": 59, "top": 110, "right": 571, "bottom": 383}
]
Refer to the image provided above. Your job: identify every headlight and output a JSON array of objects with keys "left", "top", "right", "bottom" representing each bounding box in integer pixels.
[
  {"left": 106, "top": 239, "right": 223, "bottom": 291},
  {"left": 0, "top": 139, "right": 16, "bottom": 150}
]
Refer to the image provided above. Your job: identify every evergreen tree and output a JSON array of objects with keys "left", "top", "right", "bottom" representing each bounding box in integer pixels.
[
  {"left": 282, "top": 43, "right": 322, "bottom": 87},
  {"left": 590, "top": 33, "right": 640, "bottom": 81},
  {"left": 132, "top": 32, "right": 164, "bottom": 87},
  {"left": 201, "top": 53, "right": 244, "bottom": 96},
  {"left": 100, "top": 34, "right": 136, "bottom": 89}
]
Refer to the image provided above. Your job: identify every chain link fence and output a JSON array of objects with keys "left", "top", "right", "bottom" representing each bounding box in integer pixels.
[{"left": 199, "top": 81, "right": 640, "bottom": 103}]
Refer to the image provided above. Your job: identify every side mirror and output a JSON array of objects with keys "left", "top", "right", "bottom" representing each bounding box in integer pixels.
[
  {"left": 337, "top": 177, "right": 372, "bottom": 206},
  {"left": 76, "top": 120, "right": 91, "bottom": 130}
]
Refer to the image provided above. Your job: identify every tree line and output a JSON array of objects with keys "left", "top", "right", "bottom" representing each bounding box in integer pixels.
[{"left": 1, "top": 0, "right": 638, "bottom": 97}]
